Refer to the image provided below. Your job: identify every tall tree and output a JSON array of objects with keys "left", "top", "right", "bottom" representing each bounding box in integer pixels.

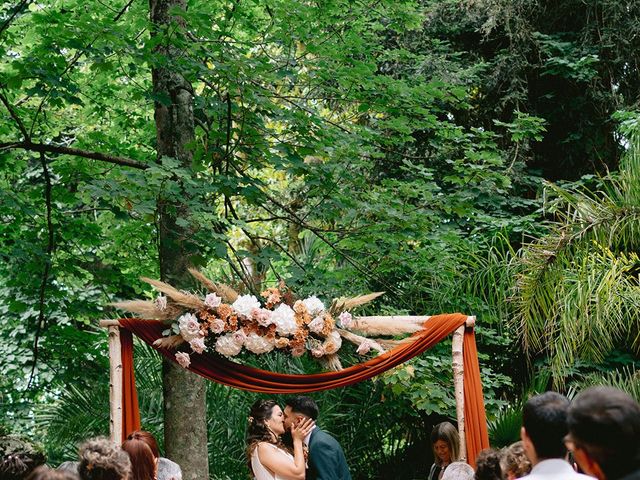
[{"left": 149, "top": 0, "right": 208, "bottom": 477}]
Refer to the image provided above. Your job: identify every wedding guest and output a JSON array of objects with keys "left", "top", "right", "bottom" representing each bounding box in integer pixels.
[
  {"left": 246, "top": 399, "right": 314, "bottom": 480},
  {"left": 122, "top": 430, "right": 181, "bottom": 480},
  {"left": 443, "top": 462, "right": 475, "bottom": 480},
  {"left": 567, "top": 386, "right": 640, "bottom": 480},
  {"left": 0, "top": 435, "right": 46, "bottom": 480},
  {"left": 474, "top": 449, "right": 503, "bottom": 480},
  {"left": 26, "top": 466, "right": 78, "bottom": 480},
  {"left": 283, "top": 396, "right": 352, "bottom": 480},
  {"left": 428, "top": 422, "right": 461, "bottom": 480},
  {"left": 501, "top": 442, "right": 531, "bottom": 480},
  {"left": 519, "top": 392, "right": 590, "bottom": 480},
  {"left": 78, "top": 437, "right": 131, "bottom": 480}
]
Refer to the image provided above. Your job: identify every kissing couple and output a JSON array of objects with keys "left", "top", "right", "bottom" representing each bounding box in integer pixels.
[{"left": 246, "top": 396, "right": 352, "bottom": 480}]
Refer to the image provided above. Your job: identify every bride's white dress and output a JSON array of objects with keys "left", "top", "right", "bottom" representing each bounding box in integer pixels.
[{"left": 251, "top": 442, "right": 295, "bottom": 480}]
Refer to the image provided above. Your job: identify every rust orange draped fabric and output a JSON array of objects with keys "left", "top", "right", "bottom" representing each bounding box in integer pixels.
[
  {"left": 119, "top": 329, "right": 141, "bottom": 440},
  {"left": 118, "top": 313, "right": 489, "bottom": 465}
]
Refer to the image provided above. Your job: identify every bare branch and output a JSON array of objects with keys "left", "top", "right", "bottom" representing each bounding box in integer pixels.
[
  {"left": 28, "top": 151, "right": 54, "bottom": 389},
  {"left": 0, "top": 141, "right": 149, "bottom": 169},
  {"left": 0, "top": 90, "right": 30, "bottom": 140}
]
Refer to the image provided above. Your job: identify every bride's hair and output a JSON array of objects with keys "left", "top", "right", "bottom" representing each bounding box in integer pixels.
[{"left": 246, "top": 399, "right": 287, "bottom": 473}]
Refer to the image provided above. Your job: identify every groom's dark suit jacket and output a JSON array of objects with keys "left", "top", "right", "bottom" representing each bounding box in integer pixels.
[{"left": 307, "top": 428, "right": 352, "bottom": 480}]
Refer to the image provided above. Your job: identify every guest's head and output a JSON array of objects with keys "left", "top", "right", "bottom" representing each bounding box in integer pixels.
[
  {"left": 122, "top": 431, "right": 159, "bottom": 480},
  {"left": 430, "top": 422, "right": 461, "bottom": 466},
  {"left": 474, "top": 449, "right": 503, "bottom": 480},
  {"left": 283, "top": 396, "right": 318, "bottom": 431},
  {"left": 567, "top": 386, "right": 640, "bottom": 480},
  {"left": 247, "top": 399, "right": 285, "bottom": 447},
  {"left": 26, "top": 466, "right": 79, "bottom": 480},
  {"left": 78, "top": 437, "right": 131, "bottom": 480},
  {"left": 442, "top": 462, "right": 474, "bottom": 480},
  {"left": 521, "top": 391, "right": 570, "bottom": 464},
  {"left": 0, "top": 436, "right": 46, "bottom": 480},
  {"left": 501, "top": 441, "right": 531, "bottom": 479}
]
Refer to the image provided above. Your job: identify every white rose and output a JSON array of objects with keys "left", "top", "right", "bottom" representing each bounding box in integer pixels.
[
  {"left": 178, "top": 313, "right": 201, "bottom": 341},
  {"left": 215, "top": 333, "right": 243, "bottom": 356},
  {"left": 303, "top": 296, "right": 325, "bottom": 316},
  {"left": 271, "top": 304, "right": 298, "bottom": 336},
  {"left": 244, "top": 333, "right": 275, "bottom": 354},
  {"left": 308, "top": 316, "right": 325, "bottom": 334},
  {"left": 232, "top": 294, "right": 261, "bottom": 318}
]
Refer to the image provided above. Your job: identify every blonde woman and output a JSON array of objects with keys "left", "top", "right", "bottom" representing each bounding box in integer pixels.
[{"left": 428, "top": 422, "right": 461, "bottom": 480}]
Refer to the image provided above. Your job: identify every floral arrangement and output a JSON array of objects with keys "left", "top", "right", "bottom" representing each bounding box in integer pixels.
[{"left": 113, "top": 269, "right": 388, "bottom": 371}]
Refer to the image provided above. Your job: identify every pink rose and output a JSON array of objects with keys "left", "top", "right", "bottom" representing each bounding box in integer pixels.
[
  {"left": 338, "top": 312, "right": 354, "bottom": 329},
  {"left": 232, "top": 330, "right": 247, "bottom": 346},
  {"left": 291, "top": 346, "right": 305, "bottom": 357},
  {"left": 210, "top": 318, "right": 225, "bottom": 334},
  {"left": 356, "top": 339, "right": 374, "bottom": 355},
  {"left": 175, "top": 352, "right": 191, "bottom": 368},
  {"left": 252, "top": 308, "right": 273, "bottom": 327},
  {"left": 308, "top": 317, "right": 325, "bottom": 334},
  {"left": 310, "top": 345, "right": 326, "bottom": 358},
  {"left": 189, "top": 337, "right": 207, "bottom": 354},
  {"left": 204, "top": 293, "right": 222, "bottom": 309}
]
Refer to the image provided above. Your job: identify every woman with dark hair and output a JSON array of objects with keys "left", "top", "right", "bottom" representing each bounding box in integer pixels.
[
  {"left": 122, "top": 430, "right": 181, "bottom": 480},
  {"left": 246, "top": 399, "right": 314, "bottom": 480},
  {"left": 428, "top": 422, "right": 461, "bottom": 480}
]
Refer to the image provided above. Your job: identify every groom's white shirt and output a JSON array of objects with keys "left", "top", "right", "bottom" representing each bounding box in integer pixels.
[
  {"left": 303, "top": 425, "right": 317, "bottom": 447},
  {"left": 522, "top": 459, "right": 593, "bottom": 480}
]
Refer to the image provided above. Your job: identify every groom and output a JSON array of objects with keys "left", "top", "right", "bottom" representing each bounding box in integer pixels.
[{"left": 284, "top": 396, "right": 352, "bottom": 480}]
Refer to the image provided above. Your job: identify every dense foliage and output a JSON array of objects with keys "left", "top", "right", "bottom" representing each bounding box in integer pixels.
[{"left": 1, "top": 0, "right": 639, "bottom": 478}]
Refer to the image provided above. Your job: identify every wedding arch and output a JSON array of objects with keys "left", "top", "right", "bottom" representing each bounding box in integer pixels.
[
  {"left": 100, "top": 273, "right": 490, "bottom": 467},
  {"left": 100, "top": 315, "right": 489, "bottom": 466}
]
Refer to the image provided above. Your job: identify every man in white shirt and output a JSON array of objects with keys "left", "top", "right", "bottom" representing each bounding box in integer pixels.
[{"left": 520, "top": 392, "right": 592, "bottom": 480}]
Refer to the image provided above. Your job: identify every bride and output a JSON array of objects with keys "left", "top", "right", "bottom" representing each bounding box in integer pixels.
[{"left": 246, "top": 399, "right": 315, "bottom": 480}]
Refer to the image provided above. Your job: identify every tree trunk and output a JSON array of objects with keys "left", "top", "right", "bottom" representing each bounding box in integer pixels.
[{"left": 149, "top": 0, "right": 209, "bottom": 478}]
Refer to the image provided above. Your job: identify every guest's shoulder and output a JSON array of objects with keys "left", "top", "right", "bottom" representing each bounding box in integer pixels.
[{"left": 158, "top": 457, "right": 182, "bottom": 480}]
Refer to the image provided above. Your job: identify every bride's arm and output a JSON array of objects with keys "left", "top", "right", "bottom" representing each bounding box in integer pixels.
[{"left": 258, "top": 418, "right": 315, "bottom": 480}]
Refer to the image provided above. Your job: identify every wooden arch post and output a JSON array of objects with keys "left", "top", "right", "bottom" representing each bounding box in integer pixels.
[
  {"left": 101, "top": 319, "right": 123, "bottom": 444},
  {"left": 452, "top": 315, "right": 475, "bottom": 461}
]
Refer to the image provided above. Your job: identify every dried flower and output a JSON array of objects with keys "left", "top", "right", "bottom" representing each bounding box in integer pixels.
[
  {"left": 274, "top": 337, "right": 290, "bottom": 349},
  {"left": 323, "top": 331, "right": 342, "bottom": 355},
  {"left": 310, "top": 345, "right": 326, "bottom": 358},
  {"left": 217, "top": 304, "right": 233, "bottom": 320}
]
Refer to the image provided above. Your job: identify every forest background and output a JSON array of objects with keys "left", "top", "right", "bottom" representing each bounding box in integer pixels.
[{"left": 1, "top": 0, "right": 639, "bottom": 479}]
